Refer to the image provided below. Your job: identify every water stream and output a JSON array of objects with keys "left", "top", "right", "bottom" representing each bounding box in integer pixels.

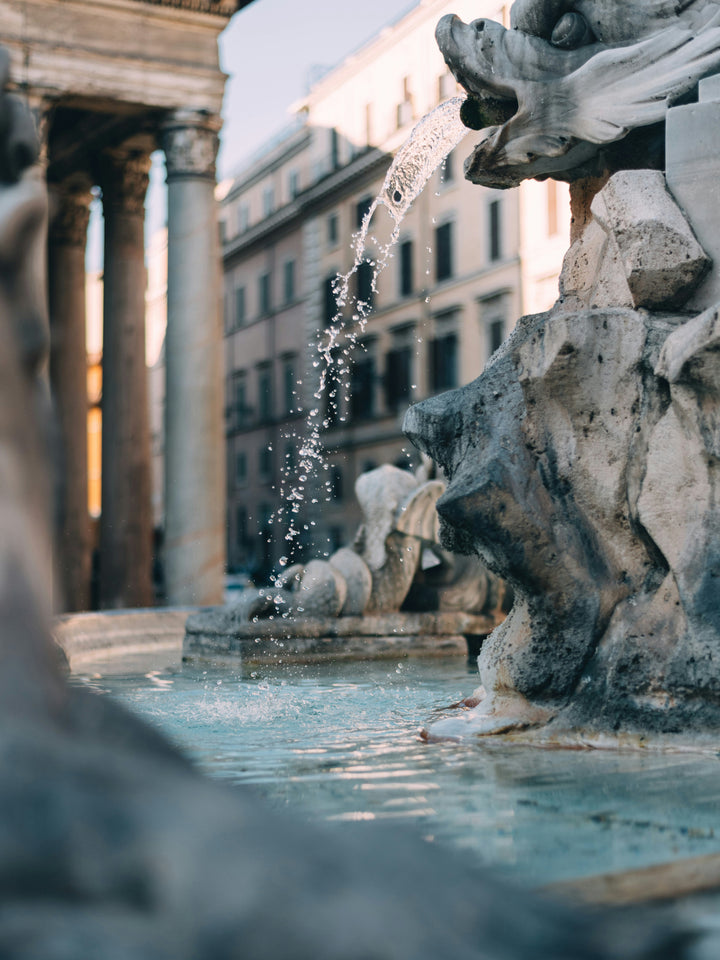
[{"left": 273, "top": 97, "right": 470, "bottom": 560}]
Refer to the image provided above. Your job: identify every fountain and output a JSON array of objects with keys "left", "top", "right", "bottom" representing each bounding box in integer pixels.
[
  {"left": 4, "top": 4, "right": 720, "bottom": 952},
  {"left": 185, "top": 460, "right": 509, "bottom": 662},
  {"left": 403, "top": 0, "right": 720, "bottom": 740}
]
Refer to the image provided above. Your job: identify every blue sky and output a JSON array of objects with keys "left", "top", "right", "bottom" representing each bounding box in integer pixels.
[{"left": 218, "top": 0, "right": 419, "bottom": 177}]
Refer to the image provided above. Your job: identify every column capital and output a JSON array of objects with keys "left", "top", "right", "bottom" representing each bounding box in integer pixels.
[
  {"left": 49, "top": 177, "right": 93, "bottom": 246},
  {"left": 100, "top": 149, "right": 151, "bottom": 216},
  {"left": 161, "top": 110, "right": 220, "bottom": 182}
]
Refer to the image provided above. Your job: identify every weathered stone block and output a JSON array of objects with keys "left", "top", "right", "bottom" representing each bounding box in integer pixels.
[{"left": 591, "top": 170, "right": 710, "bottom": 310}]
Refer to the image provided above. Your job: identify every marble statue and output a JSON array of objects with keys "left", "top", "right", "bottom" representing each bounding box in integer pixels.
[
  {"left": 228, "top": 462, "right": 507, "bottom": 624},
  {"left": 438, "top": 0, "right": 720, "bottom": 187},
  {"left": 403, "top": 3, "right": 720, "bottom": 738}
]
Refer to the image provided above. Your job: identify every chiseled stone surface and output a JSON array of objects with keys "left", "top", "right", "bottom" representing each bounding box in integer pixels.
[
  {"left": 183, "top": 610, "right": 500, "bottom": 663},
  {"left": 591, "top": 170, "right": 710, "bottom": 310},
  {"left": 559, "top": 170, "right": 710, "bottom": 313}
]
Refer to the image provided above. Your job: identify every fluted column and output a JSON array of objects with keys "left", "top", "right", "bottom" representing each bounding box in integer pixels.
[
  {"left": 48, "top": 177, "right": 92, "bottom": 611},
  {"left": 162, "top": 110, "right": 225, "bottom": 605},
  {"left": 99, "top": 149, "right": 153, "bottom": 609}
]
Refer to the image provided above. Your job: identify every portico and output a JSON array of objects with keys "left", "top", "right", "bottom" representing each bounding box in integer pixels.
[{"left": 2, "top": 0, "right": 253, "bottom": 609}]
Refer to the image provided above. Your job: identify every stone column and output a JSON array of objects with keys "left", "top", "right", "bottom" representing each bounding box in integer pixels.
[
  {"left": 162, "top": 110, "right": 225, "bottom": 605},
  {"left": 48, "top": 177, "right": 93, "bottom": 611},
  {"left": 99, "top": 150, "right": 153, "bottom": 609}
]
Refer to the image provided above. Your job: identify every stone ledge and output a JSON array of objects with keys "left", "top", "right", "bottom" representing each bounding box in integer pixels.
[
  {"left": 183, "top": 610, "right": 497, "bottom": 663},
  {"left": 53, "top": 608, "right": 194, "bottom": 668}
]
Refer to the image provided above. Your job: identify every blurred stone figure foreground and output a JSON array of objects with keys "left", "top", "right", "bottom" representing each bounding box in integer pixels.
[{"left": 0, "top": 43, "right": 706, "bottom": 960}]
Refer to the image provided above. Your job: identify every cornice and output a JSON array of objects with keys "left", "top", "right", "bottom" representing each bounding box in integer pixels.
[{"left": 134, "top": 0, "right": 251, "bottom": 16}]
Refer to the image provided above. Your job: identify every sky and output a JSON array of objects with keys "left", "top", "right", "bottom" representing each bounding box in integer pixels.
[
  {"left": 88, "top": 0, "right": 420, "bottom": 271},
  {"left": 217, "top": 0, "right": 420, "bottom": 178}
]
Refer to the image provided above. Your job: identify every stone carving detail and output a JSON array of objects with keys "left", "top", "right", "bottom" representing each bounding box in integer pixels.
[
  {"left": 100, "top": 150, "right": 150, "bottom": 215},
  {"left": 162, "top": 111, "right": 219, "bottom": 180},
  {"left": 437, "top": 1, "right": 720, "bottom": 187},
  {"left": 49, "top": 179, "right": 92, "bottom": 246},
  {"left": 404, "top": 164, "right": 720, "bottom": 739},
  {"left": 219, "top": 463, "right": 507, "bottom": 625}
]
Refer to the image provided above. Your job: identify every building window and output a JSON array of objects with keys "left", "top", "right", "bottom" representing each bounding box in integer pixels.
[
  {"left": 327, "top": 213, "right": 339, "bottom": 247},
  {"left": 350, "top": 351, "right": 375, "bottom": 420},
  {"left": 283, "top": 260, "right": 295, "bottom": 305},
  {"left": 439, "top": 151, "right": 454, "bottom": 185},
  {"left": 223, "top": 291, "right": 232, "bottom": 333},
  {"left": 399, "top": 239, "right": 413, "bottom": 297},
  {"left": 219, "top": 219, "right": 227, "bottom": 244},
  {"left": 330, "top": 127, "right": 340, "bottom": 170},
  {"left": 259, "top": 446, "right": 274, "bottom": 483},
  {"left": 236, "top": 451, "right": 248, "bottom": 487},
  {"left": 236, "top": 506, "right": 249, "bottom": 549},
  {"left": 283, "top": 356, "right": 297, "bottom": 414},
  {"left": 234, "top": 285, "right": 246, "bottom": 328},
  {"left": 435, "top": 222, "right": 454, "bottom": 282},
  {"left": 356, "top": 196, "right": 373, "bottom": 228},
  {"left": 262, "top": 186, "right": 274, "bottom": 217},
  {"left": 438, "top": 71, "right": 456, "bottom": 101},
  {"left": 385, "top": 344, "right": 412, "bottom": 410},
  {"left": 231, "top": 372, "right": 249, "bottom": 429},
  {"left": 397, "top": 76, "right": 413, "bottom": 128},
  {"left": 430, "top": 331, "right": 458, "bottom": 391},
  {"left": 356, "top": 260, "right": 374, "bottom": 309},
  {"left": 329, "top": 465, "right": 344, "bottom": 501},
  {"left": 259, "top": 272, "right": 272, "bottom": 316},
  {"left": 547, "top": 179, "right": 558, "bottom": 235},
  {"left": 323, "top": 356, "right": 341, "bottom": 426},
  {"left": 288, "top": 169, "right": 300, "bottom": 199},
  {"left": 238, "top": 204, "right": 249, "bottom": 233},
  {"left": 489, "top": 200, "right": 502, "bottom": 261},
  {"left": 489, "top": 318, "right": 505, "bottom": 354},
  {"left": 259, "top": 502, "right": 273, "bottom": 530},
  {"left": 257, "top": 365, "right": 272, "bottom": 423},
  {"left": 323, "top": 275, "right": 338, "bottom": 325}
]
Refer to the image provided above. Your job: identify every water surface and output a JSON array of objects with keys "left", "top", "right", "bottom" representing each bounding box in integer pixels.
[{"left": 74, "top": 652, "right": 720, "bottom": 888}]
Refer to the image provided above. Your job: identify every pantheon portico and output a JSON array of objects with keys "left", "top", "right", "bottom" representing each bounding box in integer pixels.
[{"left": 2, "top": 0, "right": 253, "bottom": 609}]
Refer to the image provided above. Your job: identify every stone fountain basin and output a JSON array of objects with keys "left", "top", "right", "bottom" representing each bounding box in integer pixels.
[{"left": 57, "top": 611, "right": 720, "bottom": 915}]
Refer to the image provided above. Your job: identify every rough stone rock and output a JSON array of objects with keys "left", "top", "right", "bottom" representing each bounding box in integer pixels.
[
  {"left": 404, "top": 296, "right": 720, "bottom": 736},
  {"left": 558, "top": 217, "right": 633, "bottom": 312},
  {"left": 288, "top": 559, "right": 347, "bottom": 618},
  {"left": 559, "top": 170, "right": 710, "bottom": 313},
  {"left": 590, "top": 170, "right": 710, "bottom": 310},
  {"left": 328, "top": 547, "right": 372, "bottom": 616}
]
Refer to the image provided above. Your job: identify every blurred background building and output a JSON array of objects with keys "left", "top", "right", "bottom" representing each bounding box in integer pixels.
[
  {"left": 219, "top": 0, "right": 570, "bottom": 581},
  {"left": 2, "top": 0, "right": 255, "bottom": 610}
]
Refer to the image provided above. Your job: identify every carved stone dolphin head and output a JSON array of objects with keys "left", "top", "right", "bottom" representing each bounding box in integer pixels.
[{"left": 437, "top": 0, "right": 720, "bottom": 187}]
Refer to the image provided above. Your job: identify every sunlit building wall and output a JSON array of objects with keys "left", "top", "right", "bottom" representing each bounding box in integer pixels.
[{"left": 220, "top": 0, "right": 571, "bottom": 578}]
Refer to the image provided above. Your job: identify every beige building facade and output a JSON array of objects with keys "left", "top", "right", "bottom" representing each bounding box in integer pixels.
[{"left": 220, "top": 0, "right": 571, "bottom": 579}]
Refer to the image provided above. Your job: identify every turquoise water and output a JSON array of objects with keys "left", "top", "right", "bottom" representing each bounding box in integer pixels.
[{"left": 74, "top": 651, "right": 720, "bottom": 888}]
